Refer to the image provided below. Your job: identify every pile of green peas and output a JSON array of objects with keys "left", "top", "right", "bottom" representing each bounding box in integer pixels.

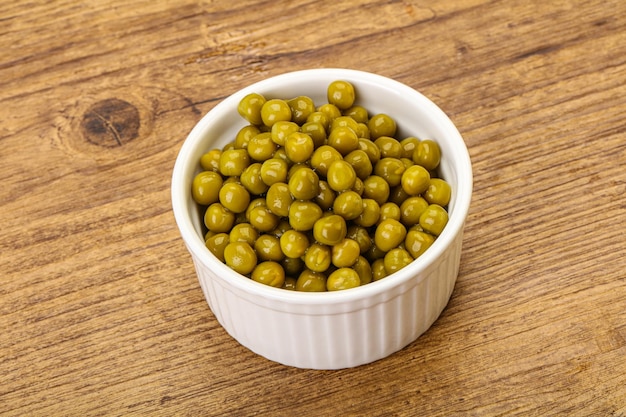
[{"left": 191, "top": 80, "right": 451, "bottom": 291}]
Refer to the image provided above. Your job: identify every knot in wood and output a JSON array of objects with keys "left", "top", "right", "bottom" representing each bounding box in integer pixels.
[{"left": 80, "top": 98, "right": 140, "bottom": 147}]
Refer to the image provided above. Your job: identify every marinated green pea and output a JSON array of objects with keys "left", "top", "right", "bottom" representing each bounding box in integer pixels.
[
  {"left": 327, "top": 125, "right": 359, "bottom": 155},
  {"left": 378, "top": 202, "right": 401, "bottom": 223},
  {"left": 306, "top": 111, "right": 331, "bottom": 132},
  {"left": 204, "top": 202, "right": 235, "bottom": 233},
  {"left": 357, "top": 138, "right": 381, "bottom": 165},
  {"left": 374, "top": 218, "right": 407, "bottom": 252},
  {"left": 314, "top": 180, "right": 336, "bottom": 211},
  {"left": 346, "top": 225, "right": 372, "bottom": 254},
  {"left": 355, "top": 122, "right": 370, "bottom": 139},
  {"left": 284, "top": 131, "right": 314, "bottom": 163},
  {"left": 383, "top": 248, "right": 413, "bottom": 274},
  {"left": 260, "top": 158, "right": 289, "bottom": 186},
  {"left": 374, "top": 157, "right": 405, "bottom": 187},
  {"left": 255, "top": 234, "right": 285, "bottom": 262},
  {"left": 353, "top": 256, "right": 373, "bottom": 285},
  {"left": 330, "top": 115, "right": 360, "bottom": 134},
  {"left": 352, "top": 177, "right": 364, "bottom": 195},
  {"left": 304, "top": 243, "right": 332, "bottom": 272},
  {"left": 229, "top": 222, "right": 258, "bottom": 245},
  {"left": 282, "top": 256, "right": 305, "bottom": 277},
  {"left": 413, "top": 139, "right": 441, "bottom": 171},
  {"left": 288, "top": 167, "right": 319, "bottom": 200},
  {"left": 310, "top": 145, "right": 343, "bottom": 177},
  {"left": 248, "top": 205, "right": 279, "bottom": 232},
  {"left": 333, "top": 190, "right": 363, "bottom": 220},
  {"left": 404, "top": 230, "right": 435, "bottom": 259},
  {"left": 331, "top": 238, "right": 361, "bottom": 268},
  {"left": 327, "top": 268, "right": 360, "bottom": 291},
  {"left": 272, "top": 147, "right": 290, "bottom": 165},
  {"left": 218, "top": 182, "right": 250, "bottom": 213},
  {"left": 326, "top": 160, "right": 357, "bottom": 192},
  {"left": 400, "top": 137, "right": 420, "bottom": 158},
  {"left": 280, "top": 230, "right": 309, "bottom": 258},
  {"left": 362, "top": 175, "right": 390, "bottom": 205},
  {"left": 205, "top": 232, "right": 230, "bottom": 262},
  {"left": 240, "top": 163, "right": 269, "bottom": 195},
  {"left": 222, "top": 141, "right": 236, "bottom": 152},
  {"left": 287, "top": 95, "right": 315, "bottom": 125},
  {"left": 424, "top": 178, "right": 451, "bottom": 206},
  {"left": 419, "top": 204, "right": 448, "bottom": 236},
  {"left": 401, "top": 164, "right": 430, "bottom": 196},
  {"left": 223, "top": 241, "right": 257, "bottom": 275},
  {"left": 327, "top": 80, "right": 355, "bottom": 110},
  {"left": 261, "top": 98, "right": 292, "bottom": 127},
  {"left": 235, "top": 125, "right": 261, "bottom": 149},
  {"left": 265, "top": 182, "right": 293, "bottom": 217},
  {"left": 270, "top": 120, "right": 299, "bottom": 146},
  {"left": 368, "top": 113, "right": 397, "bottom": 139},
  {"left": 282, "top": 277, "right": 297, "bottom": 290},
  {"left": 300, "top": 121, "right": 327, "bottom": 148},
  {"left": 200, "top": 149, "right": 222, "bottom": 172},
  {"left": 372, "top": 259, "right": 388, "bottom": 281},
  {"left": 344, "top": 149, "right": 373, "bottom": 180},
  {"left": 374, "top": 136, "right": 403, "bottom": 159},
  {"left": 296, "top": 269, "right": 327, "bottom": 292},
  {"left": 251, "top": 261, "right": 285, "bottom": 287},
  {"left": 245, "top": 197, "right": 266, "bottom": 221},
  {"left": 219, "top": 149, "right": 250, "bottom": 177},
  {"left": 400, "top": 196, "right": 429, "bottom": 227},
  {"left": 343, "top": 105, "right": 369, "bottom": 123},
  {"left": 237, "top": 93, "right": 266, "bottom": 126},
  {"left": 247, "top": 132, "right": 277, "bottom": 161},
  {"left": 317, "top": 103, "right": 342, "bottom": 122},
  {"left": 289, "top": 200, "right": 322, "bottom": 231},
  {"left": 313, "top": 214, "right": 347, "bottom": 246},
  {"left": 354, "top": 198, "right": 380, "bottom": 227},
  {"left": 192, "top": 171, "right": 223, "bottom": 205},
  {"left": 389, "top": 185, "right": 411, "bottom": 206},
  {"left": 400, "top": 158, "right": 414, "bottom": 169}
]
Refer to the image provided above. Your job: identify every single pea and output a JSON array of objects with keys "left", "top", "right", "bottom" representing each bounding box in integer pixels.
[
  {"left": 219, "top": 149, "right": 250, "bottom": 177},
  {"left": 306, "top": 111, "right": 331, "bottom": 132},
  {"left": 289, "top": 200, "right": 323, "bottom": 231},
  {"left": 344, "top": 149, "right": 373, "bottom": 180},
  {"left": 204, "top": 202, "right": 235, "bottom": 233},
  {"left": 374, "top": 157, "right": 406, "bottom": 187},
  {"left": 317, "top": 103, "right": 342, "bottom": 122},
  {"left": 400, "top": 157, "right": 414, "bottom": 170},
  {"left": 330, "top": 115, "right": 360, "bottom": 134},
  {"left": 333, "top": 190, "right": 363, "bottom": 220},
  {"left": 424, "top": 178, "right": 451, "bottom": 207},
  {"left": 401, "top": 164, "right": 430, "bottom": 196},
  {"left": 296, "top": 269, "right": 327, "bottom": 292},
  {"left": 400, "top": 137, "right": 420, "bottom": 159},
  {"left": 240, "top": 163, "right": 269, "bottom": 195},
  {"left": 326, "top": 159, "right": 357, "bottom": 192},
  {"left": 310, "top": 145, "right": 343, "bottom": 177},
  {"left": 343, "top": 105, "right": 369, "bottom": 124},
  {"left": 378, "top": 202, "right": 401, "bottom": 223},
  {"left": 265, "top": 182, "right": 293, "bottom": 217},
  {"left": 280, "top": 230, "right": 309, "bottom": 258},
  {"left": 368, "top": 113, "right": 397, "bottom": 139},
  {"left": 331, "top": 238, "right": 361, "bottom": 268},
  {"left": 288, "top": 167, "right": 319, "bottom": 200},
  {"left": 251, "top": 261, "right": 285, "bottom": 287},
  {"left": 400, "top": 196, "right": 429, "bottom": 227},
  {"left": 245, "top": 197, "right": 266, "bottom": 221},
  {"left": 247, "top": 132, "right": 277, "bottom": 161},
  {"left": 260, "top": 158, "right": 289, "bottom": 186},
  {"left": 346, "top": 225, "right": 372, "bottom": 254},
  {"left": 237, "top": 93, "right": 266, "bottom": 125},
  {"left": 235, "top": 125, "right": 261, "bottom": 149},
  {"left": 255, "top": 234, "right": 285, "bottom": 262},
  {"left": 304, "top": 243, "right": 332, "bottom": 272},
  {"left": 405, "top": 230, "right": 435, "bottom": 259},
  {"left": 270, "top": 120, "right": 299, "bottom": 146},
  {"left": 300, "top": 121, "right": 327, "bottom": 148},
  {"left": 261, "top": 98, "right": 292, "bottom": 127},
  {"left": 313, "top": 214, "right": 347, "bottom": 246},
  {"left": 248, "top": 205, "right": 280, "bottom": 232},
  {"left": 354, "top": 198, "right": 380, "bottom": 227},
  {"left": 413, "top": 139, "right": 441, "bottom": 171},
  {"left": 315, "top": 180, "right": 336, "bottom": 210},
  {"left": 327, "top": 80, "right": 355, "bottom": 110},
  {"left": 272, "top": 147, "right": 291, "bottom": 165},
  {"left": 353, "top": 256, "right": 373, "bottom": 285},
  {"left": 223, "top": 241, "right": 257, "bottom": 275},
  {"left": 284, "top": 131, "right": 314, "bottom": 163},
  {"left": 287, "top": 95, "right": 315, "bottom": 125},
  {"left": 419, "top": 204, "right": 449, "bottom": 236},
  {"left": 357, "top": 138, "right": 381, "bottom": 165},
  {"left": 372, "top": 258, "right": 388, "bottom": 281},
  {"left": 192, "top": 171, "right": 223, "bottom": 205},
  {"left": 218, "top": 182, "right": 250, "bottom": 214},
  {"left": 282, "top": 277, "right": 297, "bottom": 290},
  {"left": 229, "top": 222, "right": 258, "bottom": 245},
  {"left": 205, "top": 232, "right": 230, "bottom": 262},
  {"left": 282, "top": 256, "right": 305, "bottom": 278},
  {"left": 222, "top": 141, "right": 236, "bottom": 152},
  {"left": 200, "top": 149, "right": 222, "bottom": 172},
  {"left": 388, "top": 185, "right": 411, "bottom": 206},
  {"left": 327, "top": 268, "right": 361, "bottom": 291},
  {"left": 327, "top": 125, "right": 359, "bottom": 155},
  {"left": 374, "top": 136, "right": 403, "bottom": 159},
  {"left": 362, "top": 175, "right": 390, "bottom": 205},
  {"left": 374, "top": 218, "right": 407, "bottom": 252},
  {"left": 355, "top": 122, "right": 370, "bottom": 139},
  {"left": 383, "top": 248, "right": 414, "bottom": 275}
]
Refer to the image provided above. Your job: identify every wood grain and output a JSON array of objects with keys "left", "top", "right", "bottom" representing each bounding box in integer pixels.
[{"left": 1, "top": 0, "right": 625, "bottom": 415}]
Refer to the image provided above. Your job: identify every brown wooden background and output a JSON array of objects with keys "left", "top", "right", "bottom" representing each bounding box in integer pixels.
[{"left": 1, "top": 0, "right": 625, "bottom": 415}]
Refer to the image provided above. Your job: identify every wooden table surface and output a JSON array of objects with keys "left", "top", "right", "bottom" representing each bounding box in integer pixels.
[{"left": 2, "top": 0, "right": 625, "bottom": 415}]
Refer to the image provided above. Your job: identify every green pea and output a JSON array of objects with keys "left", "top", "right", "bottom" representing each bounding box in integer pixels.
[
  {"left": 289, "top": 200, "right": 322, "bottom": 231},
  {"left": 374, "top": 136, "right": 403, "bottom": 159},
  {"left": 240, "top": 163, "right": 269, "bottom": 195},
  {"left": 331, "top": 238, "right": 361, "bottom": 268},
  {"left": 205, "top": 232, "right": 230, "bottom": 262},
  {"left": 229, "top": 222, "right": 258, "bottom": 245},
  {"left": 223, "top": 241, "right": 257, "bottom": 275},
  {"left": 424, "top": 178, "right": 451, "bottom": 207},
  {"left": 218, "top": 182, "right": 250, "bottom": 214},
  {"left": 296, "top": 269, "right": 327, "bottom": 292},
  {"left": 374, "top": 157, "right": 405, "bottom": 187},
  {"left": 343, "top": 105, "right": 369, "bottom": 124},
  {"left": 260, "top": 158, "right": 289, "bottom": 186},
  {"left": 354, "top": 198, "right": 380, "bottom": 227},
  {"left": 288, "top": 167, "right": 319, "bottom": 200},
  {"left": 304, "top": 243, "right": 332, "bottom": 272},
  {"left": 248, "top": 132, "right": 277, "bottom": 161},
  {"left": 344, "top": 149, "right": 373, "bottom": 180},
  {"left": 314, "top": 180, "right": 336, "bottom": 211},
  {"left": 383, "top": 248, "right": 413, "bottom": 274},
  {"left": 374, "top": 219, "right": 407, "bottom": 252},
  {"left": 255, "top": 234, "right": 285, "bottom": 262},
  {"left": 332, "top": 190, "right": 363, "bottom": 220},
  {"left": 284, "top": 131, "right": 314, "bottom": 163},
  {"left": 192, "top": 171, "right": 223, "bottom": 205},
  {"left": 200, "top": 149, "right": 222, "bottom": 172},
  {"left": 419, "top": 204, "right": 448, "bottom": 236},
  {"left": 327, "top": 80, "right": 355, "bottom": 110},
  {"left": 310, "top": 145, "right": 343, "bottom": 177},
  {"left": 362, "top": 175, "right": 390, "bottom": 205},
  {"left": 248, "top": 205, "right": 279, "bottom": 232},
  {"left": 353, "top": 256, "right": 373, "bottom": 285},
  {"left": 413, "top": 139, "right": 441, "bottom": 171},
  {"left": 405, "top": 230, "right": 435, "bottom": 259},
  {"left": 400, "top": 196, "right": 429, "bottom": 227},
  {"left": 251, "top": 261, "right": 285, "bottom": 287},
  {"left": 313, "top": 214, "right": 347, "bottom": 246},
  {"left": 327, "top": 125, "right": 359, "bottom": 155},
  {"left": 261, "top": 98, "right": 292, "bottom": 127},
  {"left": 326, "top": 159, "right": 357, "bottom": 192},
  {"left": 300, "top": 121, "right": 327, "bottom": 148},
  {"left": 270, "top": 120, "right": 299, "bottom": 146},
  {"left": 235, "top": 125, "right": 261, "bottom": 149},
  {"left": 204, "top": 202, "right": 235, "bottom": 233},
  {"left": 265, "top": 182, "right": 293, "bottom": 217},
  {"left": 237, "top": 93, "right": 266, "bottom": 125},
  {"left": 326, "top": 268, "right": 360, "bottom": 291},
  {"left": 219, "top": 149, "right": 250, "bottom": 177},
  {"left": 368, "top": 113, "right": 396, "bottom": 139},
  {"left": 401, "top": 164, "right": 430, "bottom": 196},
  {"left": 372, "top": 258, "right": 388, "bottom": 281},
  {"left": 287, "top": 95, "right": 315, "bottom": 125}
]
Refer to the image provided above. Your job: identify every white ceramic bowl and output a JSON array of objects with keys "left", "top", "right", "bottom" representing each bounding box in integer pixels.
[{"left": 171, "top": 68, "right": 472, "bottom": 369}]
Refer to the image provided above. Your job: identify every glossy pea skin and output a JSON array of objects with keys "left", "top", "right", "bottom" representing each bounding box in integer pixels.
[
  {"left": 346, "top": 225, "right": 372, "bottom": 254},
  {"left": 296, "top": 269, "right": 327, "bottom": 292},
  {"left": 204, "top": 203, "right": 235, "bottom": 233},
  {"left": 306, "top": 111, "right": 331, "bottom": 132},
  {"left": 261, "top": 99, "right": 292, "bottom": 127},
  {"left": 282, "top": 256, "right": 305, "bottom": 277},
  {"left": 424, "top": 178, "right": 451, "bottom": 207},
  {"left": 326, "top": 159, "right": 357, "bottom": 192},
  {"left": 327, "top": 268, "right": 361, "bottom": 291},
  {"left": 327, "top": 80, "right": 355, "bottom": 110},
  {"left": 205, "top": 232, "right": 229, "bottom": 262},
  {"left": 333, "top": 190, "right": 363, "bottom": 220},
  {"left": 254, "top": 234, "right": 284, "bottom": 262},
  {"left": 218, "top": 182, "right": 250, "bottom": 214},
  {"left": 310, "top": 145, "right": 342, "bottom": 177},
  {"left": 383, "top": 248, "right": 413, "bottom": 274},
  {"left": 287, "top": 96, "right": 315, "bottom": 125},
  {"left": 401, "top": 164, "right": 431, "bottom": 196},
  {"left": 251, "top": 261, "right": 285, "bottom": 288},
  {"left": 331, "top": 238, "right": 361, "bottom": 268},
  {"left": 314, "top": 180, "right": 336, "bottom": 211},
  {"left": 304, "top": 243, "right": 332, "bottom": 272},
  {"left": 419, "top": 204, "right": 449, "bottom": 236},
  {"left": 280, "top": 230, "right": 309, "bottom": 258},
  {"left": 357, "top": 138, "right": 381, "bottom": 165},
  {"left": 343, "top": 105, "right": 369, "bottom": 124},
  {"left": 265, "top": 182, "right": 293, "bottom": 217},
  {"left": 223, "top": 241, "right": 257, "bottom": 275},
  {"left": 235, "top": 125, "right": 261, "bottom": 149},
  {"left": 368, "top": 113, "right": 397, "bottom": 139},
  {"left": 330, "top": 115, "right": 360, "bottom": 134},
  {"left": 313, "top": 214, "right": 347, "bottom": 246},
  {"left": 270, "top": 120, "right": 299, "bottom": 146},
  {"left": 413, "top": 139, "right": 441, "bottom": 171},
  {"left": 374, "top": 157, "right": 405, "bottom": 187},
  {"left": 289, "top": 200, "right": 322, "bottom": 231},
  {"left": 378, "top": 202, "right": 401, "bottom": 223},
  {"left": 371, "top": 258, "right": 388, "bottom": 281},
  {"left": 260, "top": 158, "right": 289, "bottom": 186},
  {"left": 248, "top": 205, "right": 279, "bottom": 232},
  {"left": 240, "top": 163, "right": 268, "bottom": 196},
  {"left": 354, "top": 198, "right": 380, "bottom": 227},
  {"left": 219, "top": 149, "right": 250, "bottom": 177},
  {"left": 248, "top": 132, "right": 277, "bottom": 161},
  {"left": 192, "top": 171, "right": 223, "bottom": 205},
  {"left": 327, "top": 125, "right": 359, "bottom": 155},
  {"left": 400, "top": 196, "right": 429, "bottom": 227},
  {"left": 284, "top": 131, "right": 314, "bottom": 163},
  {"left": 229, "top": 222, "right": 258, "bottom": 245},
  {"left": 404, "top": 230, "right": 435, "bottom": 259},
  {"left": 374, "top": 136, "right": 403, "bottom": 159},
  {"left": 317, "top": 103, "right": 342, "bottom": 123},
  {"left": 288, "top": 167, "right": 319, "bottom": 200},
  {"left": 237, "top": 93, "right": 266, "bottom": 126},
  {"left": 344, "top": 149, "right": 373, "bottom": 180},
  {"left": 362, "top": 175, "right": 390, "bottom": 206},
  {"left": 200, "top": 149, "right": 222, "bottom": 172},
  {"left": 282, "top": 277, "right": 297, "bottom": 290},
  {"left": 400, "top": 137, "right": 420, "bottom": 159},
  {"left": 374, "top": 218, "right": 407, "bottom": 252},
  {"left": 353, "top": 256, "right": 373, "bottom": 285},
  {"left": 300, "top": 121, "right": 327, "bottom": 148}
]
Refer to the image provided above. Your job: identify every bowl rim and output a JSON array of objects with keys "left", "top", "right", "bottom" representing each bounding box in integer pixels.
[{"left": 171, "top": 68, "right": 473, "bottom": 306}]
